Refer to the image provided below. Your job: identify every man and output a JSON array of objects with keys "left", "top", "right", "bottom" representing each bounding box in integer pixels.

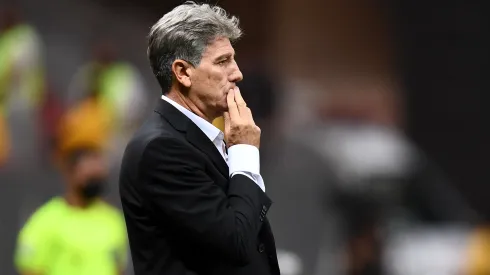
[
  {"left": 119, "top": 2, "right": 280, "bottom": 275},
  {"left": 14, "top": 148, "right": 128, "bottom": 275},
  {"left": 14, "top": 102, "right": 128, "bottom": 275},
  {"left": 0, "top": 6, "right": 45, "bottom": 166}
]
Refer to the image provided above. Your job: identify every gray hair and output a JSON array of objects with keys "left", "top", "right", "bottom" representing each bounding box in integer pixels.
[{"left": 147, "top": 1, "right": 242, "bottom": 93}]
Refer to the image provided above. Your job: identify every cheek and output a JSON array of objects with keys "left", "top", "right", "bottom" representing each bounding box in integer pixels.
[
  {"left": 217, "top": 78, "right": 230, "bottom": 99},
  {"left": 73, "top": 173, "right": 89, "bottom": 187},
  {"left": 208, "top": 69, "right": 227, "bottom": 87},
  {"left": 193, "top": 67, "right": 228, "bottom": 100}
]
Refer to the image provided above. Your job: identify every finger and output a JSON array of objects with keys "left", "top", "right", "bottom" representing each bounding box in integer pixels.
[
  {"left": 245, "top": 107, "right": 256, "bottom": 125},
  {"left": 239, "top": 105, "right": 255, "bottom": 124},
  {"left": 226, "top": 89, "right": 239, "bottom": 120},
  {"left": 233, "top": 87, "right": 254, "bottom": 122},
  {"left": 233, "top": 87, "right": 248, "bottom": 114}
]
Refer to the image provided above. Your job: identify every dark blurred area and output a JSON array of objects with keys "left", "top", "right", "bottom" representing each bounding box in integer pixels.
[
  {"left": 395, "top": 1, "right": 490, "bottom": 219},
  {"left": 1, "top": 0, "right": 490, "bottom": 274}
]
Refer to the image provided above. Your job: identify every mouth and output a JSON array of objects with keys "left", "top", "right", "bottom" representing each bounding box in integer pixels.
[{"left": 224, "top": 85, "right": 235, "bottom": 97}]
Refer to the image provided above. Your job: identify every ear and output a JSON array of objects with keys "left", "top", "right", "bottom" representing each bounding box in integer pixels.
[{"left": 172, "top": 59, "right": 193, "bottom": 88}]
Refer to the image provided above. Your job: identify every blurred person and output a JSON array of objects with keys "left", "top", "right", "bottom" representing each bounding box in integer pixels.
[
  {"left": 466, "top": 226, "right": 490, "bottom": 275},
  {"left": 14, "top": 102, "right": 128, "bottom": 275},
  {"left": 264, "top": 94, "right": 478, "bottom": 275},
  {"left": 314, "top": 122, "right": 478, "bottom": 275},
  {"left": 0, "top": 6, "right": 45, "bottom": 166},
  {"left": 119, "top": 2, "right": 279, "bottom": 275},
  {"left": 66, "top": 40, "right": 148, "bottom": 164},
  {"left": 0, "top": 6, "right": 45, "bottom": 109},
  {"left": 383, "top": 226, "right": 473, "bottom": 275}
]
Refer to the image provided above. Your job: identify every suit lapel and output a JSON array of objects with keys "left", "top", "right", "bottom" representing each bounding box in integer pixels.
[
  {"left": 186, "top": 124, "right": 229, "bottom": 178},
  {"left": 155, "top": 99, "right": 229, "bottom": 179}
]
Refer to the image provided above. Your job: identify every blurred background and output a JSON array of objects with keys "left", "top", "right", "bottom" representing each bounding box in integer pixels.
[{"left": 1, "top": 0, "right": 490, "bottom": 274}]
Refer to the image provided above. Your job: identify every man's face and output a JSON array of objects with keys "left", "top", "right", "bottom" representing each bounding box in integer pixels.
[
  {"left": 188, "top": 37, "right": 243, "bottom": 117},
  {"left": 68, "top": 152, "right": 108, "bottom": 200}
]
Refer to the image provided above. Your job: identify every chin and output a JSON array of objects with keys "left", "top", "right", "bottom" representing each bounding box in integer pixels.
[
  {"left": 217, "top": 106, "right": 228, "bottom": 114},
  {"left": 219, "top": 99, "right": 228, "bottom": 110},
  {"left": 215, "top": 103, "right": 228, "bottom": 115}
]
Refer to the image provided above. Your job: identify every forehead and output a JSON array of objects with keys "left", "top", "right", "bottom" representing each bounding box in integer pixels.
[
  {"left": 201, "top": 37, "right": 235, "bottom": 59},
  {"left": 74, "top": 153, "right": 106, "bottom": 172}
]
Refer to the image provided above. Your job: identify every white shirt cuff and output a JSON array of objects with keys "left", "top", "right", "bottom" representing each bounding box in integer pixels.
[{"left": 228, "top": 144, "right": 265, "bottom": 192}]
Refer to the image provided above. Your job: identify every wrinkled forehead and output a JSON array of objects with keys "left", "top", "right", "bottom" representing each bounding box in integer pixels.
[{"left": 201, "top": 37, "right": 235, "bottom": 60}]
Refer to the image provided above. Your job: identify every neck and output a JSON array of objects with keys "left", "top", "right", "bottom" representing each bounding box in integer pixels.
[
  {"left": 64, "top": 190, "right": 91, "bottom": 208},
  {"left": 166, "top": 89, "right": 216, "bottom": 123}
]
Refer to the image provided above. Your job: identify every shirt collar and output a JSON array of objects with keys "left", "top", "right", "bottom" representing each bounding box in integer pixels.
[{"left": 161, "top": 95, "right": 222, "bottom": 142}]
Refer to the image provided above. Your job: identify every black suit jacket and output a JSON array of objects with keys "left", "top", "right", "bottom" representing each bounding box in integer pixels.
[{"left": 119, "top": 99, "right": 280, "bottom": 275}]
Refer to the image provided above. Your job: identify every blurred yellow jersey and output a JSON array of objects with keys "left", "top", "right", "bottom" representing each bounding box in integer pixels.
[
  {"left": 212, "top": 116, "right": 224, "bottom": 132},
  {"left": 466, "top": 227, "right": 490, "bottom": 275},
  {"left": 15, "top": 197, "right": 128, "bottom": 275}
]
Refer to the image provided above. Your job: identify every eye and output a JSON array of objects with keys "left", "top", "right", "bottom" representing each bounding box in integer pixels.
[{"left": 217, "top": 58, "right": 231, "bottom": 66}]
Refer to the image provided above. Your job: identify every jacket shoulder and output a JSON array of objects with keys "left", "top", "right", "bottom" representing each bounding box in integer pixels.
[{"left": 119, "top": 112, "right": 186, "bottom": 179}]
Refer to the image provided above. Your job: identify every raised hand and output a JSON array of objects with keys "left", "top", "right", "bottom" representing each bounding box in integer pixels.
[{"left": 223, "top": 87, "right": 261, "bottom": 148}]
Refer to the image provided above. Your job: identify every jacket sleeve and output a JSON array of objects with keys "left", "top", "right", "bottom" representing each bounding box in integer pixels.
[{"left": 138, "top": 137, "right": 272, "bottom": 265}]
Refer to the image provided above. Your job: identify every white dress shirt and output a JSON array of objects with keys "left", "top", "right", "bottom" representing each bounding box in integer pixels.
[{"left": 161, "top": 95, "right": 265, "bottom": 192}]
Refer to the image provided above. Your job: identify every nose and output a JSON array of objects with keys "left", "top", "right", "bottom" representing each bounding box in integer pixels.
[{"left": 229, "top": 60, "right": 243, "bottom": 83}]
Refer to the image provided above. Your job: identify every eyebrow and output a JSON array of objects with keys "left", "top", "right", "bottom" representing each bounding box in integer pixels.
[{"left": 215, "top": 53, "right": 235, "bottom": 61}]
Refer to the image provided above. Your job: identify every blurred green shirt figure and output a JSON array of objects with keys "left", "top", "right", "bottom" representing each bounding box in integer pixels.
[
  {"left": 15, "top": 197, "right": 127, "bottom": 275},
  {"left": 14, "top": 103, "right": 128, "bottom": 275}
]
